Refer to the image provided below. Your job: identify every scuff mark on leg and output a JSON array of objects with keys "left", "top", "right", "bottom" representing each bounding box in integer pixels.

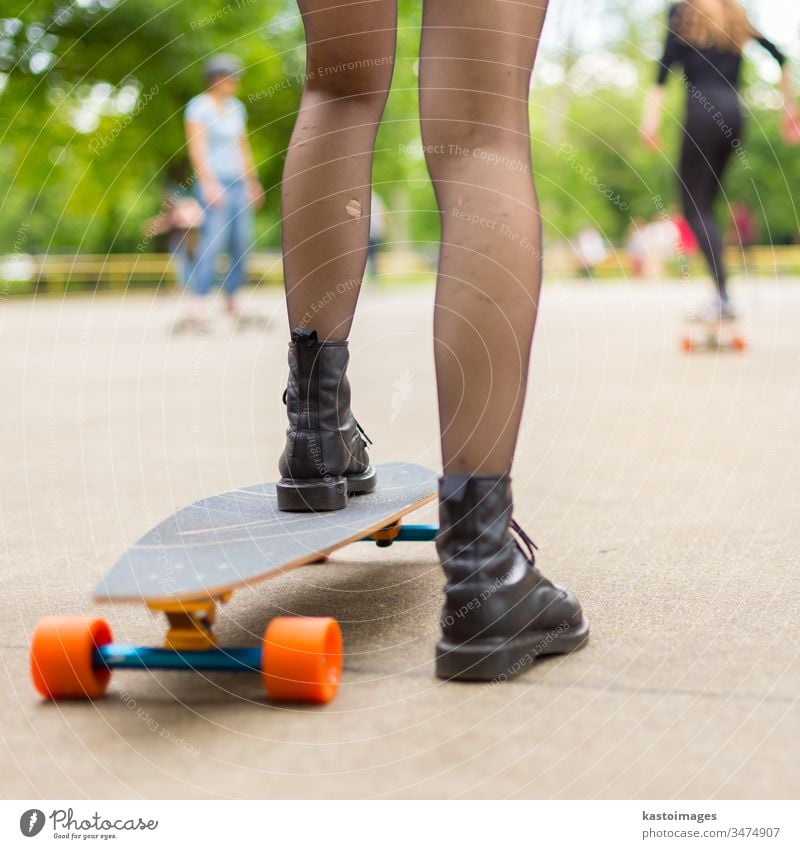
[{"left": 345, "top": 199, "right": 362, "bottom": 218}]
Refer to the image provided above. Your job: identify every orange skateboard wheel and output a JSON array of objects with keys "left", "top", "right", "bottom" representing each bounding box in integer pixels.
[
  {"left": 30, "top": 616, "right": 113, "bottom": 700},
  {"left": 681, "top": 336, "right": 694, "bottom": 353},
  {"left": 732, "top": 336, "right": 747, "bottom": 352},
  {"left": 262, "top": 617, "right": 342, "bottom": 704}
]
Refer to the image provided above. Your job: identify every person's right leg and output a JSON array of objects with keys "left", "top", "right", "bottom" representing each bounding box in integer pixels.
[
  {"left": 679, "top": 119, "right": 731, "bottom": 305},
  {"left": 222, "top": 180, "right": 253, "bottom": 318},
  {"left": 420, "top": 0, "right": 588, "bottom": 681},
  {"left": 277, "top": 0, "right": 396, "bottom": 511},
  {"left": 183, "top": 193, "right": 229, "bottom": 328},
  {"left": 421, "top": 0, "right": 546, "bottom": 475}
]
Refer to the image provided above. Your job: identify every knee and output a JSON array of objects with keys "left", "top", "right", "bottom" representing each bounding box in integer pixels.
[
  {"left": 305, "top": 45, "right": 394, "bottom": 109},
  {"left": 419, "top": 89, "right": 527, "bottom": 185},
  {"left": 420, "top": 112, "right": 519, "bottom": 185},
  {"left": 680, "top": 197, "right": 701, "bottom": 225},
  {"left": 683, "top": 207, "right": 707, "bottom": 234}
]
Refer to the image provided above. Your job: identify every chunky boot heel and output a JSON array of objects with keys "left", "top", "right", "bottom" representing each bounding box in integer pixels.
[
  {"left": 436, "top": 637, "right": 520, "bottom": 682},
  {"left": 276, "top": 476, "right": 347, "bottom": 512},
  {"left": 435, "top": 475, "right": 589, "bottom": 682},
  {"left": 436, "top": 618, "right": 591, "bottom": 681},
  {"left": 345, "top": 466, "right": 378, "bottom": 495},
  {"left": 278, "top": 328, "right": 376, "bottom": 513}
]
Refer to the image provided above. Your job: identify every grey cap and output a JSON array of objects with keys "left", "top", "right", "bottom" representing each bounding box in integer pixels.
[{"left": 204, "top": 54, "right": 243, "bottom": 80}]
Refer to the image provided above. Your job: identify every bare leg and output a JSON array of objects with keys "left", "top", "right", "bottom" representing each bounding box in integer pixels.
[
  {"left": 281, "top": 0, "right": 397, "bottom": 340},
  {"left": 420, "top": 0, "right": 548, "bottom": 474}
]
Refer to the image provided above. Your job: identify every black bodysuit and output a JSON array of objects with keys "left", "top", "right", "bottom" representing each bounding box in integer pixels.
[{"left": 657, "top": 2, "right": 785, "bottom": 297}]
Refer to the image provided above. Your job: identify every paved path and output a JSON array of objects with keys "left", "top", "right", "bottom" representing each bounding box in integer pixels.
[{"left": 1, "top": 279, "right": 799, "bottom": 798}]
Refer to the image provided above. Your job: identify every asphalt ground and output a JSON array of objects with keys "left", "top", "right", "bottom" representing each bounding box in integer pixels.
[{"left": 2, "top": 278, "right": 799, "bottom": 798}]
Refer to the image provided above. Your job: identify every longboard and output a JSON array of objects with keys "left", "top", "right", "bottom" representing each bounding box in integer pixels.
[
  {"left": 30, "top": 462, "right": 438, "bottom": 705},
  {"left": 681, "top": 314, "right": 747, "bottom": 353}
]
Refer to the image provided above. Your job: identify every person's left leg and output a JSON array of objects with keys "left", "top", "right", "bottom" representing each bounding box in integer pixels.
[
  {"left": 276, "top": 0, "right": 397, "bottom": 511},
  {"left": 281, "top": 0, "right": 397, "bottom": 339},
  {"left": 710, "top": 134, "right": 738, "bottom": 312},
  {"left": 679, "top": 106, "right": 738, "bottom": 309}
]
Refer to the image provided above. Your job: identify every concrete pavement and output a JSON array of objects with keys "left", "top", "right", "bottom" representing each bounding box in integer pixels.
[{"left": 1, "top": 278, "right": 799, "bottom": 799}]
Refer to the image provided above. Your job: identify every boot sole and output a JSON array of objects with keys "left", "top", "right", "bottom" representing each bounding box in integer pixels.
[
  {"left": 345, "top": 466, "right": 377, "bottom": 495},
  {"left": 276, "top": 466, "right": 377, "bottom": 512},
  {"left": 435, "top": 616, "right": 590, "bottom": 682}
]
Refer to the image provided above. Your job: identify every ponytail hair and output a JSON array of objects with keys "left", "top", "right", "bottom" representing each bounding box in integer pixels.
[{"left": 676, "top": 0, "right": 756, "bottom": 54}]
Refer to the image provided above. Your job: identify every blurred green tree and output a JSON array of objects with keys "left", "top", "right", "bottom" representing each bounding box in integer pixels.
[
  {"left": 0, "top": 0, "right": 797, "bottom": 256},
  {"left": 1, "top": 0, "right": 305, "bottom": 252}
]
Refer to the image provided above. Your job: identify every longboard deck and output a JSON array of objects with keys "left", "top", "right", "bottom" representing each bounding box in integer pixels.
[
  {"left": 94, "top": 462, "right": 438, "bottom": 604},
  {"left": 682, "top": 315, "right": 746, "bottom": 352}
]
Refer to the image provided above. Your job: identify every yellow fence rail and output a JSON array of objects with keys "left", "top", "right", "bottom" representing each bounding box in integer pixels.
[
  {"left": 0, "top": 252, "right": 284, "bottom": 295},
  {"left": 2, "top": 245, "right": 800, "bottom": 295}
]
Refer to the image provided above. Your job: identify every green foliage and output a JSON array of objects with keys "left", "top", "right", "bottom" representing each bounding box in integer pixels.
[
  {"left": 532, "top": 51, "right": 800, "bottom": 244},
  {"left": 1, "top": 0, "right": 304, "bottom": 252},
  {"left": 1, "top": 0, "right": 797, "bottom": 254},
  {"left": 372, "top": 3, "right": 437, "bottom": 253}
]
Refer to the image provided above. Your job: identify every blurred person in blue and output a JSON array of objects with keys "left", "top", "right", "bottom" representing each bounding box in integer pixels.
[
  {"left": 182, "top": 53, "right": 264, "bottom": 330},
  {"left": 146, "top": 163, "right": 204, "bottom": 296}
]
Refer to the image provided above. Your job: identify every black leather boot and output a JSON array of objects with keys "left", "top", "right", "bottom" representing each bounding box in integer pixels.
[
  {"left": 277, "top": 328, "right": 376, "bottom": 511},
  {"left": 435, "top": 475, "right": 589, "bottom": 681}
]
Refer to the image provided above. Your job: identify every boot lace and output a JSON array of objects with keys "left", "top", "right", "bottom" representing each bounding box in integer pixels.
[
  {"left": 354, "top": 418, "right": 373, "bottom": 446},
  {"left": 509, "top": 519, "right": 538, "bottom": 566}
]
